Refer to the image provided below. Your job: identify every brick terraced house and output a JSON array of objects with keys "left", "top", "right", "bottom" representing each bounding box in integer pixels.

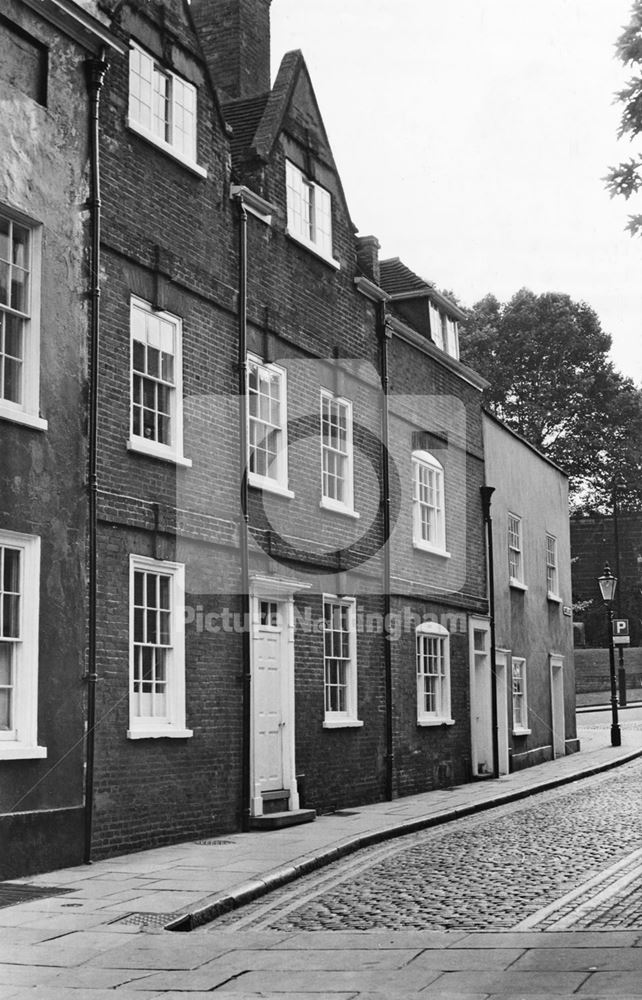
[{"left": 0, "top": 0, "right": 578, "bottom": 876}]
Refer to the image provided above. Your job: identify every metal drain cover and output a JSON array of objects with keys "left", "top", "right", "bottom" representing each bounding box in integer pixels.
[
  {"left": 114, "top": 911, "right": 180, "bottom": 928},
  {"left": 195, "top": 839, "right": 236, "bottom": 846},
  {"left": 0, "top": 883, "right": 74, "bottom": 909}
]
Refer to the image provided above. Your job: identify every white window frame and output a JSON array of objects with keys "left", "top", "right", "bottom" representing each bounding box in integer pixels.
[
  {"left": 320, "top": 389, "right": 357, "bottom": 517},
  {"left": 412, "top": 450, "right": 449, "bottom": 557},
  {"left": 128, "top": 40, "right": 206, "bottom": 178},
  {"left": 127, "top": 297, "right": 191, "bottom": 467},
  {"left": 247, "top": 354, "right": 293, "bottom": 498},
  {"left": 508, "top": 512, "right": 527, "bottom": 589},
  {"left": 511, "top": 656, "right": 530, "bottom": 735},
  {"left": 0, "top": 207, "right": 46, "bottom": 431},
  {"left": 285, "top": 159, "right": 339, "bottom": 267},
  {"left": 416, "top": 621, "right": 453, "bottom": 725},
  {"left": 128, "top": 555, "right": 192, "bottom": 739},
  {"left": 546, "top": 533, "right": 561, "bottom": 601},
  {"left": 0, "top": 530, "right": 46, "bottom": 759},
  {"left": 322, "top": 596, "right": 362, "bottom": 728}
]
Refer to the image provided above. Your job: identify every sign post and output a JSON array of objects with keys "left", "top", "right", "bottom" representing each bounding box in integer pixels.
[{"left": 612, "top": 619, "right": 629, "bottom": 707}]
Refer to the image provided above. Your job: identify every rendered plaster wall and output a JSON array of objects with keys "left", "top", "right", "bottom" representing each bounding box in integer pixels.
[
  {"left": 0, "top": 1, "right": 91, "bottom": 876},
  {"left": 483, "top": 415, "right": 577, "bottom": 767}
]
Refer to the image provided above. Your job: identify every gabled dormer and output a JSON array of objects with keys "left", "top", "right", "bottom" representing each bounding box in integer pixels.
[
  {"left": 192, "top": 0, "right": 356, "bottom": 272},
  {"left": 379, "top": 258, "right": 466, "bottom": 360}
]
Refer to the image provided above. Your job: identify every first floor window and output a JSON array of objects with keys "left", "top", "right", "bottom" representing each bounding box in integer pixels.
[
  {"left": 546, "top": 533, "right": 559, "bottom": 596},
  {"left": 512, "top": 657, "right": 528, "bottom": 732},
  {"left": 412, "top": 450, "right": 447, "bottom": 554},
  {"left": 416, "top": 622, "right": 452, "bottom": 724},
  {"left": 247, "top": 355, "right": 290, "bottom": 493},
  {"left": 0, "top": 530, "right": 44, "bottom": 758},
  {"left": 129, "top": 555, "right": 191, "bottom": 739},
  {"left": 508, "top": 513, "right": 524, "bottom": 585},
  {"left": 321, "top": 391, "right": 354, "bottom": 512},
  {"left": 0, "top": 207, "right": 43, "bottom": 429},
  {"left": 323, "top": 597, "right": 361, "bottom": 727},
  {"left": 129, "top": 298, "right": 188, "bottom": 465}
]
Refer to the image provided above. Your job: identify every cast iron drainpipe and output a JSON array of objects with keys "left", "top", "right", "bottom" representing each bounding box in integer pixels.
[
  {"left": 378, "top": 303, "right": 394, "bottom": 801},
  {"left": 233, "top": 191, "right": 252, "bottom": 832},
  {"left": 84, "top": 51, "right": 108, "bottom": 864},
  {"left": 480, "top": 485, "right": 500, "bottom": 779}
]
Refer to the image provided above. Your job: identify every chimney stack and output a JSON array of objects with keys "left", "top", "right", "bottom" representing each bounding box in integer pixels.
[
  {"left": 356, "top": 235, "right": 381, "bottom": 286},
  {"left": 191, "top": 0, "right": 272, "bottom": 102}
]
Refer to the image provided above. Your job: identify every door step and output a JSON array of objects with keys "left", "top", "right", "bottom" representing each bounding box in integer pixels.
[
  {"left": 261, "top": 788, "right": 290, "bottom": 815},
  {"left": 250, "top": 808, "right": 316, "bottom": 831}
]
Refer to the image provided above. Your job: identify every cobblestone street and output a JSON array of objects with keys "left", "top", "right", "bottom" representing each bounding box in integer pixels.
[{"left": 207, "top": 756, "right": 642, "bottom": 934}]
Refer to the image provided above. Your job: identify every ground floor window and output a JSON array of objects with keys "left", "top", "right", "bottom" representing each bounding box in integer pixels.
[
  {"left": 322, "top": 596, "right": 362, "bottom": 728},
  {"left": 511, "top": 656, "right": 529, "bottom": 733},
  {"left": 0, "top": 529, "right": 45, "bottom": 759},
  {"left": 416, "top": 621, "right": 453, "bottom": 725},
  {"left": 128, "top": 554, "right": 192, "bottom": 739}
]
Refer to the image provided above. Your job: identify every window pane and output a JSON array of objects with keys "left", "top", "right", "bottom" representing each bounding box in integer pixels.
[
  {"left": 5, "top": 314, "right": 23, "bottom": 359},
  {"left": 0, "top": 261, "right": 8, "bottom": 305},
  {"left": 0, "top": 217, "right": 9, "bottom": 263},
  {"left": 0, "top": 689, "right": 11, "bottom": 731},
  {"left": 12, "top": 225, "right": 29, "bottom": 268},
  {"left": 3, "top": 357, "right": 22, "bottom": 404}
]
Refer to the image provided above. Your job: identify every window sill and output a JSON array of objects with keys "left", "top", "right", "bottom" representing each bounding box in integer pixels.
[
  {"left": 0, "top": 406, "right": 48, "bottom": 431},
  {"left": 509, "top": 579, "right": 528, "bottom": 592},
  {"left": 0, "top": 744, "right": 47, "bottom": 760},
  {"left": 547, "top": 592, "right": 563, "bottom": 604},
  {"left": 512, "top": 727, "right": 531, "bottom": 737},
  {"left": 417, "top": 718, "right": 455, "bottom": 727},
  {"left": 127, "top": 439, "right": 192, "bottom": 468},
  {"left": 248, "top": 474, "right": 294, "bottom": 499},
  {"left": 285, "top": 231, "right": 341, "bottom": 270},
  {"left": 127, "top": 119, "right": 207, "bottom": 178},
  {"left": 413, "top": 540, "right": 451, "bottom": 559},
  {"left": 127, "top": 728, "right": 193, "bottom": 740},
  {"left": 323, "top": 718, "right": 364, "bottom": 729},
  {"left": 319, "top": 498, "right": 360, "bottom": 519}
]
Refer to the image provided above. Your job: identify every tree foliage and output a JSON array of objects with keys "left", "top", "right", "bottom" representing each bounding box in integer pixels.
[
  {"left": 459, "top": 289, "right": 642, "bottom": 513},
  {"left": 606, "top": 1, "right": 642, "bottom": 234}
]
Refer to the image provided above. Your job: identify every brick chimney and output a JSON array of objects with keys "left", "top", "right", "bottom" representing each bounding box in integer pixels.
[
  {"left": 191, "top": 0, "right": 272, "bottom": 101},
  {"left": 356, "top": 235, "right": 381, "bottom": 286}
]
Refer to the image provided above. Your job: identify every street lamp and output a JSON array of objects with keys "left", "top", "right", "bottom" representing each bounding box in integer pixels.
[{"left": 597, "top": 563, "right": 622, "bottom": 747}]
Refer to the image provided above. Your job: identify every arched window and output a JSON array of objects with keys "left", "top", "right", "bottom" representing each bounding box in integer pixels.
[
  {"left": 416, "top": 621, "right": 453, "bottom": 725},
  {"left": 412, "top": 451, "right": 447, "bottom": 554}
]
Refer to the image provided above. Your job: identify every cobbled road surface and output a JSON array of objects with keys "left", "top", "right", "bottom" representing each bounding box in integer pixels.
[{"left": 208, "top": 757, "right": 642, "bottom": 933}]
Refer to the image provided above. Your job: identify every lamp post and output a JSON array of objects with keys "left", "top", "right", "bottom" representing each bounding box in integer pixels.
[{"left": 598, "top": 563, "right": 621, "bottom": 747}]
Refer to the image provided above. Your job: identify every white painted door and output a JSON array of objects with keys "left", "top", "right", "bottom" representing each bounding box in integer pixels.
[
  {"left": 550, "top": 655, "right": 566, "bottom": 758},
  {"left": 253, "top": 599, "right": 286, "bottom": 793},
  {"left": 470, "top": 621, "right": 494, "bottom": 776},
  {"left": 495, "top": 651, "right": 510, "bottom": 776}
]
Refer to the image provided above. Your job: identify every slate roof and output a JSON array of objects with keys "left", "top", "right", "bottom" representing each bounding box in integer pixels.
[{"left": 223, "top": 94, "right": 269, "bottom": 165}]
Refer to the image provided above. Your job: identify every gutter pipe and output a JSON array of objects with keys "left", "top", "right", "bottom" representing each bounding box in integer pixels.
[
  {"left": 84, "top": 51, "right": 108, "bottom": 864},
  {"left": 480, "top": 485, "right": 500, "bottom": 778},
  {"left": 378, "top": 302, "right": 394, "bottom": 801},
  {"left": 233, "top": 191, "right": 252, "bottom": 832}
]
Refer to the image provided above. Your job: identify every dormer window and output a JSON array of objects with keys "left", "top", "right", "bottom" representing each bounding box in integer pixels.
[
  {"left": 285, "top": 160, "right": 338, "bottom": 266},
  {"left": 128, "top": 41, "right": 206, "bottom": 177},
  {"left": 428, "top": 301, "right": 459, "bottom": 360}
]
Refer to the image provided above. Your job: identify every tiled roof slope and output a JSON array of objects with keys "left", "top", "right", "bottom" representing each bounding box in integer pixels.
[
  {"left": 379, "top": 257, "right": 435, "bottom": 296},
  {"left": 223, "top": 94, "right": 269, "bottom": 165},
  {"left": 380, "top": 257, "right": 466, "bottom": 320}
]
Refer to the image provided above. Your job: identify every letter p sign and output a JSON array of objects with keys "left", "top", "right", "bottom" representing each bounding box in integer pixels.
[{"left": 612, "top": 619, "right": 630, "bottom": 645}]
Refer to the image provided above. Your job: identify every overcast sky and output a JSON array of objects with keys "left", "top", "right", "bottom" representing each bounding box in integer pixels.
[{"left": 271, "top": 0, "right": 642, "bottom": 386}]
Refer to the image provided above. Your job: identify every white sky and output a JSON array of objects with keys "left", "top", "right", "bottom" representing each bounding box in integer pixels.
[{"left": 271, "top": 0, "right": 642, "bottom": 386}]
